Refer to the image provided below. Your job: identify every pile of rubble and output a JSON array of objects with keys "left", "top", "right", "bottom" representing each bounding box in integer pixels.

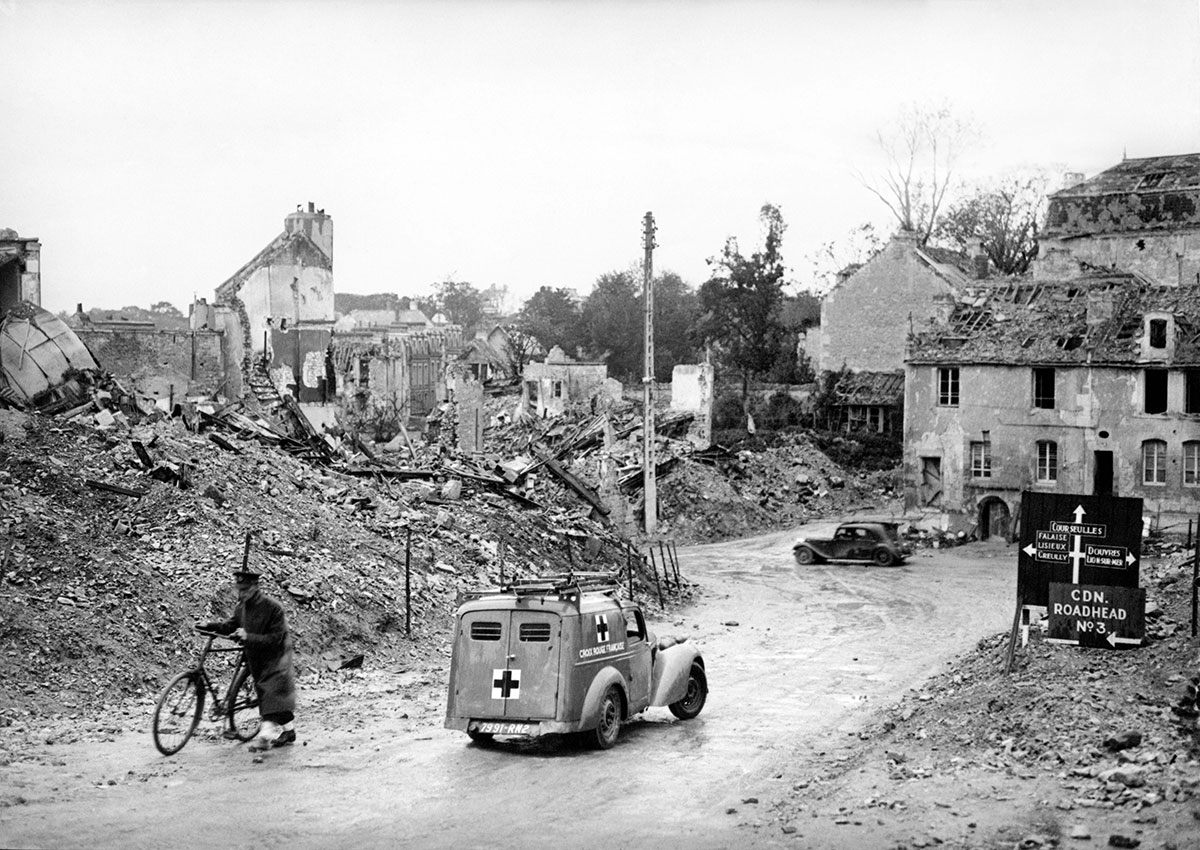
[
  {"left": 0, "top": 379, "right": 883, "bottom": 725},
  {"left": 0, "top": 401, "right": 652, "bottom": 724},
  {"left": 833, "top": 553, "right": 1200, "bottom": 826}
]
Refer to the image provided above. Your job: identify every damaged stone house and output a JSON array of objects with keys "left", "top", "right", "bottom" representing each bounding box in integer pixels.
[
  {"left": 905, "top": 273, "right": 1200, "bottom": 538},
  {"left": 905, "top": 151, "right": 1200, "bottom": 538},
  {"left": 1037, "top": 152, "right": 1200, "bottom": 287},
  {"left": 194, "top": 202, "right": 336, "bottom": 419},
  {"left": 330, "top": 325, "right": 464, "bottom": 437},
  {"left": 806, "top": 229, "right": 978, "bottom": 434},
  {"left": 523, "top": 345, "right": 611, "bottom": 418}
]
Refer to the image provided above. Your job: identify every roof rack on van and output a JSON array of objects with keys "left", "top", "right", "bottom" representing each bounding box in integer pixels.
[{"left": 458, "top": 571, "right": 622, "bottom": 606}]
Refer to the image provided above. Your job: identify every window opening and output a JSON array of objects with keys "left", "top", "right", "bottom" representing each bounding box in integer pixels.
[
  {"left": 1143, "top": 440, "right": 1167, "bottom": 485},
  {"left": 1184, "top": 442, "right": 1200, "bottom": 486},
  {"left": 1149, "top": 318, "right": 1167, "bottom": 349},
  {"left": 1037, "top": 440, "right": 1058, "bottom": 482},
  {"left": 1144, "top": 369, "right": 1168, "bottom": 414},
  {"left": 1033, "top": 367, "right": 1055, "bottom": 409},
  {"left": 1187, "top": 370, "right": 1200, "bottom": 414},
  {"left": 938, "top": 367, "right": 960, "bottom": 406},
  {"left": 970, "top": 438, "right": 992, "bottom": 478}
]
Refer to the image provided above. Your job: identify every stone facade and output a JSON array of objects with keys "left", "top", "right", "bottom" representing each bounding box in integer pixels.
[
  {"left": 1039, "top": 153, "right": 1200, "bottom": 286},
  {"left": 904, "top": 273, "right": 1200, "bottom": 536},
  {"left": 523, "top": 346, "right": 608, "bottom": 418},
  {"left": 816, "top": 231, "right": 970, "bottom": 375},
  {"left": 213, "top": 203, "right": 334, "bottom": 402}
]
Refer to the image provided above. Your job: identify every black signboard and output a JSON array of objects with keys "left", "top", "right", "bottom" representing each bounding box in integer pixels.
[
  {"left": 1045, "top": 582, "right": 1145, "bottom": 649},
  {"left": 1017, "top": 491, "right": 1143, "bottom": 608}
]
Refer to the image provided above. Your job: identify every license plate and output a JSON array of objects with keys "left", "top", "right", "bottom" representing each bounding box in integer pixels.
[{"left": 471, "top": 721, "right": 535, "bottom": 736}]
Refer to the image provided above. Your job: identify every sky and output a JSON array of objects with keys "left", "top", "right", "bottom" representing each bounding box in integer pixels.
[{"left": 3, "top": 0, "right": 1200, "bottom": 317}]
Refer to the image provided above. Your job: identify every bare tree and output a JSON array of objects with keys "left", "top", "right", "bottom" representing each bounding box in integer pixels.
[
  {"left": 802, "top": 222, "right": 883, "bottom": 295},
  {"left": 858, "top": 102, "right": 979, "bottom": 244}
]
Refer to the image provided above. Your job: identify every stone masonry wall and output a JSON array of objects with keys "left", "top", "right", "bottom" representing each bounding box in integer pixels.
[{"left": 76, "top": 329, "right": 225, "bottom": 402}]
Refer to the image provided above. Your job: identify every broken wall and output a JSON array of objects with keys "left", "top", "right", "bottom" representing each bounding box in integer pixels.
[
  {"left": 74, "top": 328, "right": 226, "bottom": 402},
  {"left": 0, "top": 231, "right": 41, "bottom": 313},
  {"left": 669, "top": 363, "right": 713, "bottom": 447}
]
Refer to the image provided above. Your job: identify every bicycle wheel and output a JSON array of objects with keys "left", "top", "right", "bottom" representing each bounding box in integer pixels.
[
  {"left": 153, "top": 672, "right": 204, "bottom": 756},
  {"left": 226, "top": 661, "right": 261, "bottom": 742}
]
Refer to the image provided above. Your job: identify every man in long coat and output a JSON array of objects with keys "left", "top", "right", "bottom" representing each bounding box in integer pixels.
[{"left": 203, "top": 569, "right": 297, "bottom": 750}]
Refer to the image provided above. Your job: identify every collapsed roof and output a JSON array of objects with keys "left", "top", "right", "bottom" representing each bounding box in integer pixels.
[
  {"left": 0, "top": 301, "right": 102, "bottom": 411},
  {"left": 907, "top": 272, "right": 1200, "bottom": 366}
]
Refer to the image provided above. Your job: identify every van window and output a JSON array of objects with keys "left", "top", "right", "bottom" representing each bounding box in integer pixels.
[
  {"left": 624, "top": 610, "right": 646, "bottom": 642},
  {"left": 470, "top": 621, "right": 502, "bottom": 641},
  {"left": 519, "top": 623, "right": 551, "bottom": 642}
]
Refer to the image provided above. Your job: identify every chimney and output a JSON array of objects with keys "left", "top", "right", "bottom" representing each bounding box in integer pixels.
[
  {"left": 284, "top": 203, "right": 333, "bottom": 262},
  {"left": 973, "top": 241, "right": 989, "bottom": 279},
  {"left": 1062, "top": 171, "right": 1085, "bottom": 190},
  {"left": 1086, "top": 288, "right": 1115, "bottom": 329}
]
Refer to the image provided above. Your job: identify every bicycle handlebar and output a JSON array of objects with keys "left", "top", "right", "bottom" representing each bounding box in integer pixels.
[{"left": 195, "top": 627, "right": 244, "bottom": 644}]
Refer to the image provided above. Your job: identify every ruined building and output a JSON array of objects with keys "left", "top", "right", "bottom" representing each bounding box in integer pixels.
[
  {"left": 807, "top": 230, "right": 977, "bottom": 434},
  {"left": 904, "top": 273, "right": 1200, "bottom": 538},
  {"left": 0, "top": 228, "right": 41, "bottom": 312},
  {"left": 195, "top": 203, "right": 335, "bottom": 417},
  {"left": 1038, "top": 153, "right": 1200, "bottom": 286}
]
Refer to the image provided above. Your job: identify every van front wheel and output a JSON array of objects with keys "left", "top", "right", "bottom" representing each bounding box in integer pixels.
[{"left": 590, "top": 686, "right": 622, "bottom": 750}]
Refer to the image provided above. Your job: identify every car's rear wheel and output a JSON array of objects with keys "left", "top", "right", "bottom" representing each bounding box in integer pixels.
[
  {"left": 873, "top": 547, "right": 895, "bottom": 567},
  {"left": 794, "top": 546, "right": 815, "bottom": 566},
  {"left": 466, "top": 729, "right": 494, "bottom": 745},
  {"left": 590, "top": 686, "right": 622, "bottom": 750},
  {"left": 669, "top": 664, "right": 708, "bottom": 720}
]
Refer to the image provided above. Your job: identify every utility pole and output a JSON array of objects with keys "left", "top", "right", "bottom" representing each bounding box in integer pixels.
[{"left": 642, "top": 212, "right": 658, "bottom": 535}]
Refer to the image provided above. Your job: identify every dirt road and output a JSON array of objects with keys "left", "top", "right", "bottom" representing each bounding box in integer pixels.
[{"left": 0, "top": 526, "right": 1016, "bottom": 850}]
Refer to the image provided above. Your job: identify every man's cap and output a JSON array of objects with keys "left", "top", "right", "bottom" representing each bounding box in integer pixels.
[{"left": 233, "top": 569, "right": 262, "bottom": 582}]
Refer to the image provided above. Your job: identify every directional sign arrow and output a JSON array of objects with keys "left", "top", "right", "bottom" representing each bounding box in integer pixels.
[
  {"left": 1073, "top": 504, "right": 1086, "bottom": 524},
  {"left": 1125, "top": 551, "right": 1137, "bottom": 567},
  {"left": 1105, "top": 633, "right": 1141, "bottom": 648},
  {"left": 1023, "top": 543, "right": 1038, "bottom": 558}
]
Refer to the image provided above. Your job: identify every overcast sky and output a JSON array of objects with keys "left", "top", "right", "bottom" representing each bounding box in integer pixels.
[{"left": 3, "top": 0, "right": 1200, "bottom": 317}]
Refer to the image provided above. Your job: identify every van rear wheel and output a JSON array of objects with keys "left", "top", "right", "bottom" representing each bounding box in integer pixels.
[
  {"left": 466, "top": 729, "right": 494, "bottom": 745},
  {"left": 590, "top": 686, "right": 621, "bottom": 750}
]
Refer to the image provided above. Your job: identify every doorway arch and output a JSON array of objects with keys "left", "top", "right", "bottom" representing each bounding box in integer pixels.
[{"left": 978, "top": 497, "right": 1011, "bottom": 541}]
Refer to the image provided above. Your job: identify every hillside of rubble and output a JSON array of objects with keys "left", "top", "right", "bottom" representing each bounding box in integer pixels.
[{"left": 0, "top": 391, "right": 890, "bottom": 725}]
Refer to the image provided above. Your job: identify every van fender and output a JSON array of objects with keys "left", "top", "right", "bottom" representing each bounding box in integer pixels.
[
  {"left": 649, "top": 641, "right": 702, "bottom": 707},
  {"left": 580, "top": 667, "right": 627, "bottom": 728}
]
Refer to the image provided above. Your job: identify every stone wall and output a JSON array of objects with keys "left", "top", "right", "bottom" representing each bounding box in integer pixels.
[
  {"left": 904, "top": 361, "right": 1200, "bottom": 531},
  {"left": 819, "top": 233, "right": 956, "bottom": 374},
  {"left": 76, "top": 328, "right": 226, "bottom": 402}
]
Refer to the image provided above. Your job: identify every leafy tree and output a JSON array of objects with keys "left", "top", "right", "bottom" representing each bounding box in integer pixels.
[
  {"left": 424, "top": 278, "right": 484, "bottom": 331},
  {"left": 694, "top": 204, "right": 790, "bottom": 398},
  {"left": 650, "top": 271, "right": 700, "bottom": 381},
  {"left": 579, "top": 271, "right": 642, "bottom": 381},
  {"left": 517, "top": 286, "right": 581, "bottom": 354},
  {"left": 150, "top": 301, "right": 183, "bottom": 317},
  {"left": 933, "top": 171, "right": 1050, "bottom": 275},
  {"left": 858, "top": 102, "right": 979, "bottom": 244},
  {"left": 495, "top": 325, "right": 543, "bottom": 377}
]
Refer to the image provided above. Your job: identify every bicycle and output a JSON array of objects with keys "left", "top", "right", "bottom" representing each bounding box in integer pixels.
[{"left": 151, "top": 628, "right": 261, "bottom": 755}]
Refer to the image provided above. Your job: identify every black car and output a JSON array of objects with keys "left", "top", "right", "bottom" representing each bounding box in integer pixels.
[{"left": 793, "top": 521, "right": 912, "bottom": 567}]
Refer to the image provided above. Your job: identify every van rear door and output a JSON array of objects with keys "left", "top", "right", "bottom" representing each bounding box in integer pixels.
[{"left": 454, "top": 610, "right": 561, "bottom": 720}]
